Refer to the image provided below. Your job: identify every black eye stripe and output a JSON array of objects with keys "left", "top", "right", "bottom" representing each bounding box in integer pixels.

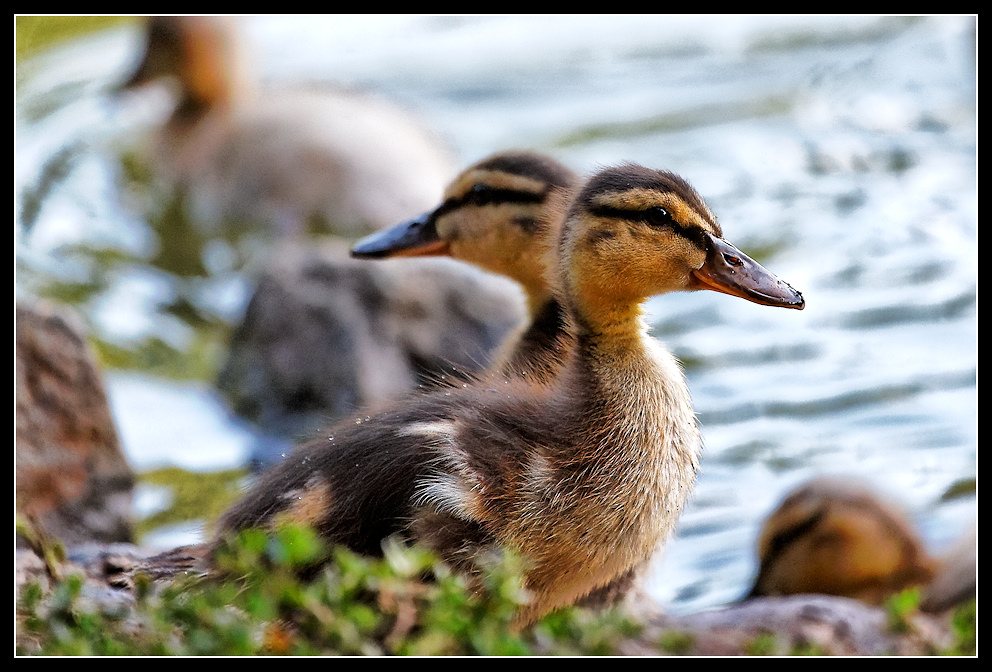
[
  {"left": 762, "top": 508, "right": 828, "bottom": 571},
  {"left": 589, "top": 204, "right": 709, "bottom": 251},
  {"left": 434, "top": 186, "right": 546, "bottom": 220},
  {"left": 466, "top": 185, "right": 545, "bottom": 207}
]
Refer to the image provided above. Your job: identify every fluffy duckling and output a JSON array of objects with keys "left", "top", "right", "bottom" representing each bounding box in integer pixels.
[
  {"left": 118, "top": 16, "right": 455, "bottom": 235},
  {"left": 350, "top": 150, "right": 578, "bottom": 384},
  {"left": 352, "top": 151, "right": 664, "bottom": 611},
  {"left": 217, "top": 163, "right": 804, "bottom": 624},
  {"left": 746, "top": 477, "right": 937, "bottom": 605}
]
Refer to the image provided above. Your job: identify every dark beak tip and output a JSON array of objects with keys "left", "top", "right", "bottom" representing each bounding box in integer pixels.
[
  {"left": 767, "top": 283, "right": 805, "bottom": 310},
  {"left": 349, "top": 241, "right": 386, "bottom": 259},
  {"left": 781, "top": 281, "right": 805, "bottom": 310},
  {"left": 349, "top": 210, "right": 448, "bottom": 260}
]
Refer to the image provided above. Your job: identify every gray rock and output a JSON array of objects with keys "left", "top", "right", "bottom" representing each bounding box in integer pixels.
[{"left": 216, "top": 240, "right": 527, "bottom": 468}]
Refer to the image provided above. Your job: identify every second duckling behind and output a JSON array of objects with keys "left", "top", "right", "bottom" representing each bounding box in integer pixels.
[{"left": 351, "top": 149, "right": 578, "bottom": 384}]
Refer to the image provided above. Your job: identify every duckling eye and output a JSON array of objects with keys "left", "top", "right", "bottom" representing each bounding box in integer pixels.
[
  {"left": 468, "top": 183, "right": 495, "bottom": 205},
  {"left": 644, "top": 206, "right": 672, "bottom": 227},
  {"left": 472, "top": 183, "right": 496, "bottom": 198}
]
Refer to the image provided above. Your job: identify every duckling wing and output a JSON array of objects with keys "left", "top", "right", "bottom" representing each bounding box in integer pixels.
[{"left": 217, "top": 391, "right": 461, "bottom": 556}]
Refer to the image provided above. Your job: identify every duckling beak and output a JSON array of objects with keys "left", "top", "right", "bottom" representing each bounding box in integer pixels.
[
  {"left": 350, "top": 212, "right": 451, "bottom": 259},
  {"left": 691, "top": 234, "right": 805, "bottom": 310}
]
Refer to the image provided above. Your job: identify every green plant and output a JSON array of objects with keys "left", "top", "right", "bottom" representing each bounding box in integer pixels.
[
  {"left": 657, "top": 629, "right": 694, "bottom": 655},
  {"left": 943, "top": 598, "right": 976, "bottom": 656},
  {"left": 882, "top": 587, "right": 976, "bottom": 657},
  {"left": 884, "top": 587, "right": 922, "bottom": 635},
  {"left": 744, "top": 631, "right": 779, "bottom": 656},
  {"left": 17, "top": 524, "right": 639, "bottom": 656}
]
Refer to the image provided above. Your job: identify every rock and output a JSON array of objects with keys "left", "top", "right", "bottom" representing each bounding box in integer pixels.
[
  {"left": 15, "top": 300, "right": 135, "bottom": 546},
  {"left": 624, "top": 594, "right": 958, "bottom": 656},
  {"left": 216, "top": 240, "right": 527, "bottom": 468}
]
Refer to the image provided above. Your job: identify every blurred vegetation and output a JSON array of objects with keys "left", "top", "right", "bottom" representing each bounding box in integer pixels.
[
  {"left": 884, "top": 587, "right": 976, "bottom": 657},
  {"left": 135, "top": 467, "right": 248, "bottom": 543},
  {"left": 940, "top": 476, "right": 976, "bottom": 501},
  {"left": 946, "top": 597, "right": 977, "bottom": 656},
  {"left": 735, "top": 587, "right": 975, "bottom": 657},
  {"left": 20, "top": 154, "right": 249, "bottom": 381},
  {"left": 15, "top": 16, "right": 135, "bottom": 62},
  {"left": 17, "top": 16, "right": 243, "bottom": 381},
  {"left": 16, "top": 524, "right": 643, "bottom": 656}
]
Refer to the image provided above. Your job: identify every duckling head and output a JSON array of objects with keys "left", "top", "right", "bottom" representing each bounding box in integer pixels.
[
  {"left": 351, "top": 150, "right": 577, "bottom": 312},
  {"left": 556, "top": 163, "right": 805, "bottom": 324},
  {"left": 119, "top": 16, "right": 249, "bottom": 112}
]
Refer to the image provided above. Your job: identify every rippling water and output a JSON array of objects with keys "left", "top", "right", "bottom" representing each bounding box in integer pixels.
[{"left": 15, "top": 16, "right": 976, "bottom": 614}]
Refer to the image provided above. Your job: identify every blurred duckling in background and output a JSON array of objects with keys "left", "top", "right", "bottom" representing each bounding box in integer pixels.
[
  {"left": 747, "top": 476, "right": 975, "bottom": 614},
  {"left": 118, "top": 16, "right": 455, "bottom": 237},
  {"left": 218, "top": 163, "right": 805, "bottom": 624},
  {"left": 351, "top": 150, "right": 578, "bottom": 384}
]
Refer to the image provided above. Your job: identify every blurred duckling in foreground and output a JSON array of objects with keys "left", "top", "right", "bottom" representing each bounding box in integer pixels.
[
  {"left": 217, "top": 163, "right": 805, "bottom": 624},
  {"left": 747, "top": 476, "right": 975, "bottom": 614},
  {"left": 351, "top": 150, "right": 578, "bottom": 384},
  {"left": 118, "top": 16, "right": 455, "bottom": 236}
]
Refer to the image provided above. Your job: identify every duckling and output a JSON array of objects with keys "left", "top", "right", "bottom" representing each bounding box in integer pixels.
[
  {"left": 217, "top": 163, "right": 804, "bottom": 624},
  {"left": 745, "top": 476, "right": 937, "bottom": 605},
  {"left": 352, "top": 151, "right": 671, "bottom": 612},
  {"left": 350, "top": 150, "right": 578, "bottom": 384},
  {"left": 118, "top": 16, "right": 455, "bottom": 236}
]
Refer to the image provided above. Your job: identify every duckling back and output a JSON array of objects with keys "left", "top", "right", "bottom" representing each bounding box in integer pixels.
[{"left": 182, "top": 88, "right": 456, "bottom": 235}]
